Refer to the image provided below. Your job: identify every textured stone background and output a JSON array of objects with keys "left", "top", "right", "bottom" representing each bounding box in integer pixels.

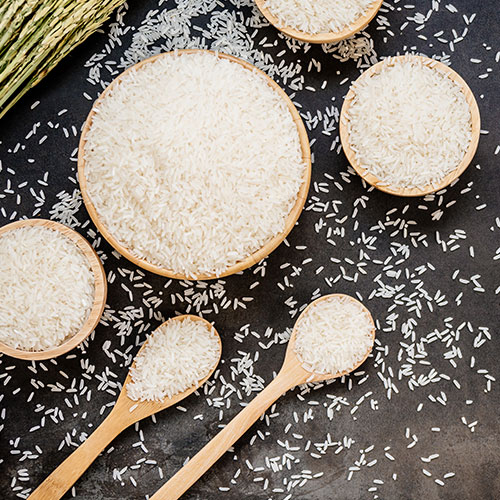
[{"left": 0, "top": 1, "right": 499, "bottom": 499}]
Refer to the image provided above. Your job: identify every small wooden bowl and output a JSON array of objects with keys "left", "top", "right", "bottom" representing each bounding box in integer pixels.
[
  {"left": 254, "top": 0, "right": 383, "bottom": 44},
  {"left": 339, "top": 55, "right": 481, "bottom": 197},
  {"left": 78, "top": 49, "right": 311, "bottom": 280},
  {"left": 0, "top": 219, "right": 107, "bottom": 360}
]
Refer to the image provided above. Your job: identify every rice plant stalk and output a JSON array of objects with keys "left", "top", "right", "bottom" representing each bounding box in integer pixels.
[{"left": 0, "top": 0, "right": 126, "bottom": 120}]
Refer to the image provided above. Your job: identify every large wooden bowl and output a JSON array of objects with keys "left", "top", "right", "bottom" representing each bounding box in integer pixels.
[
  {"left": 254, "top": 0, "right": 383, "bottom": 44},
  {"left": 78, "top": 49, "right": 311, "bottom": 280},
  {"left": 0, "top": 219, "right": 107, "bottom": 360},
  {"left": 339, "top": 55, "right": 481, "bottom": 197}
]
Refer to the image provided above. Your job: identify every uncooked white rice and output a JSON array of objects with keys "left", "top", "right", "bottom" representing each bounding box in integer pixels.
[
  {"left": 263, "top": 0, "right": 376, "bottom": 35},
  {"left": 127, "top": 317, "right": 220, "bottom": 402},
  {"left": 294, "top": 295, "right": 374, "bottom": 375},
  {"left": 83, "top": 51, "right": 306, "bottom": 278},
  {"left": 345, "top": 55, "right": 473, "bottom": 189},
  {"left": 0, "top": 225, "right": 95, "bottom": 351}
]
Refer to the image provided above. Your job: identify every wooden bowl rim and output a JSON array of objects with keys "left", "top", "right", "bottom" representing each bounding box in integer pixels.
[
  {"left": 78, "top": 49, "right": 311, "bottom": 280},
  {"left": 254, "top": 0, "right": 383, "bottom": 44},
  {"left": 339, "top": 54, "right": 481, "bottom": 197},
  {"left": 0, "top": 219, "right": 107, "bottom": 360}
]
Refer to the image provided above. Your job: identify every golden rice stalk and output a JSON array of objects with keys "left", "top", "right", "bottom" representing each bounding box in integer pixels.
[{"left": 0, "top": 0, "right": 126, "bottom": 119}]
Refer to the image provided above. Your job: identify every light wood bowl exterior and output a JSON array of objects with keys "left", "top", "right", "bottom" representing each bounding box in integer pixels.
[
  {"left": 78, "top": 49, "right": 311, "bottom": 281},
  {"left": 254, "top": 0, "right": 383, "bottom": 44},
  {"left": 0, "top": 219, "right": 107, "bottom": 361},
  {"left": 339, "top": 55, "right": 481, "bottom": 197}
]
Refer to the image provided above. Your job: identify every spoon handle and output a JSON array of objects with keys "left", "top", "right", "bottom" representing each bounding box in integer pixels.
[
  {"left": 151, "top": 365, "right": 304, "bottom": 500},
  {"left": 28, "top": 409, "right": 128, "bottom": 500}
]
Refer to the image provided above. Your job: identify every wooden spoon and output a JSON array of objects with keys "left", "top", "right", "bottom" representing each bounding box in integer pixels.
[
  {"left": 28, "top": 315, "right": 222, "bottom": 500},
  {"left": 150, "top": 294, "right": 375, "bottom": 500}
]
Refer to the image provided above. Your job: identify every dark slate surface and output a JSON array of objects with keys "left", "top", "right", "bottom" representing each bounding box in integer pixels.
[{"left": 0, "top": 1, "right": 499, "bottom": 499}]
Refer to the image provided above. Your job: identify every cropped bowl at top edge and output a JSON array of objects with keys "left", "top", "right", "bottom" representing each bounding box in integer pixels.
[
  {"left": 0, "top": 219, "right": 107, "bottom": 361},
  {"left": 78, "top": 49, "right": 312, "bottom": 281},
  {"left": 339, "top": 54, "right": 481, "bottom": 197},
  {"left": 254, "top": 0, "right": 384, "bottom": 44}
]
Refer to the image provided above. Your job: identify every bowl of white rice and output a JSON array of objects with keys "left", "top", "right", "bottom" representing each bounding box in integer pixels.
[
  {"left": 254, "top": 0, "right": 383, "bottom": 43},
  {"left": 79, "top": 49, "right": 311, "bottom": 280},
  {"left": 339, "top": 54, "right": 481, "bottom": 196},
  {"left": 0, "top": 219, "right": 107, "bottom": 360}
]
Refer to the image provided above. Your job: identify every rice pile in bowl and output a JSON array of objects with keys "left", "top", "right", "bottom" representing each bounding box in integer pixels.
[
  {"left": 294, "top": 295, "right": 374, "bottom": 375},
  {"left": 81, "top": 50, "right": 308, "bottom": 279},
  {"left": 0, "top": 225, "right": 95, "bottom": 351},
  {"left": 341, "top": 55, "right": 476, "bottom": 192},
  {"left": 262, "top": 0, "right": 377, "bottom": 35}
]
